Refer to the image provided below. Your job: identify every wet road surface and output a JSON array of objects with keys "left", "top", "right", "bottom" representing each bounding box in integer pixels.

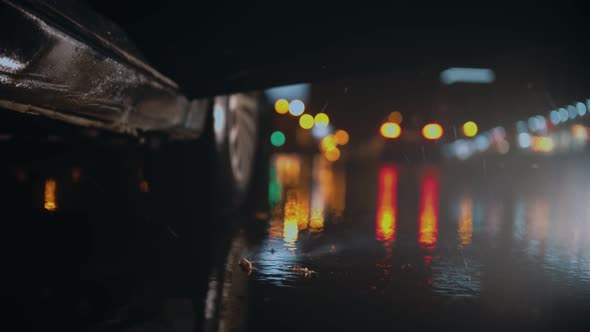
[
  {"left": 211, "top": 154, "right": 590, "bottom": 331},
  {"left": 4, "top": 139, "right": 590, "bottom": 331}
]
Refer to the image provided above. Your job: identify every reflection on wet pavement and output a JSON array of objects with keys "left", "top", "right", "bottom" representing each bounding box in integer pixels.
[{"left": 232, "top": 153, "right": 590, "bottom": 330}]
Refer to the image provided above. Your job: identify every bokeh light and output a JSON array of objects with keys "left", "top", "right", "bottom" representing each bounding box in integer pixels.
[
  {"left": 559, "top": 108, "right": 569, "bottom": 122},
  {"left": 274, "top": 99, "right": 290, "bottom": 114},
  {"left": 388, "top": 111, "right": 403, "bottom": 124},
  {"left": 422, "top": 123, "right": 443, "bottom": 140},
  {"left": 380, "top": 122, "right": 402, "bottom": 139},
  {"left": 334, "top": 129, "right": 350, "bottom": 145},
  {"left": 549, "top": 110, "right": 561, "bottom": 125},
  {"left": 270, "top": 131, "right": 286, "bottom": 147},
  {"left": 321, "top": 135, "right": 337, "bottom": 151},
  {"left": 299, "top": 114, "right": 314, "bottom": 129},
  {"left": 576, "top": 102, "right": 587, "bottom": 117},
  {"left": 314, "top": 113, "right": 330, "bottom": 127},
  {"left": 462, "top": 121, "right": 478, "bottom": 137},
  {"left": 532, "top": 136, "right": 554, "bottom": 152},
  {"left": 325, "top": 147, "right": 341, "bottom": 162},
  {"left": 518, "top": 132, "right": 532, "bottom": 149},
  {"left": 289, "top": 99, "right": 305, "bottom": 116}
]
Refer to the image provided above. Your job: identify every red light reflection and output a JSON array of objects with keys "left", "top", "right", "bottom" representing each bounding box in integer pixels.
[
  {"left": 419, "top": 170, "right": 439, "bottom": 250},
  {"left": 376, "top": 165, "right": 398, "bottom": 243}
]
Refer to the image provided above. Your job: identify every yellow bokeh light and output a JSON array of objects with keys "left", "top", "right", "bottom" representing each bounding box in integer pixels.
[
  {"left": 462, "top": 121, "right": 478, "bottom": 137},
  {"left": 299, "top": 114, "right": 314, "bottom": 129},
  {"left": 380, "top": 122, "right": 401, "bottom": 139},
  {"left": 320, "top": 135, "right": 337, "bottom": 151},
  {"left": 334, "top": 129, "right": 349, "bottom": 145},
  {"left": 325, "top": 147, "right": 341, "bottom": 162},
  {"left": 422, "top": 123, "right": 443, "bottom": 140},
  {"left": 314, "top": 113, "right": 330, "bottom": 127},
  {"left": 388, "top": 111, "right": 403, "bottom": 124},
  {"left": 274, "top": 99, "right": 289, "bottom": 114}
]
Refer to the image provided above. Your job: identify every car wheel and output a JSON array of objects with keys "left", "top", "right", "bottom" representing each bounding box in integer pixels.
[{"left": 211, "top": 92, "right": 260, "bottom": 209}]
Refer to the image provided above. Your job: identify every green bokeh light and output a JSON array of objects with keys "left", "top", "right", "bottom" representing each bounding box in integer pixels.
[{"left": 270, "top": 131, "right": 286, "bottom": 147}]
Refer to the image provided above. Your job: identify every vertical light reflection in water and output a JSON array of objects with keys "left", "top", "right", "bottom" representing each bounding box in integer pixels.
[
  {"left": 44, "top": 178, "right": 57, "bottom": 211},
  {"left": 458, "top": 195, "right": 473, "bottom": 249},
  {"left": 527, "top": 197, "right": 549, "bottom": 258},
  {"left": 376, "top": 165, "right": 398, "bottom": 243},
  {"left": 373, "top": 165, "right": 398, "bottom": 294},
  {"left": 309, "top": 155, "right": 332, "bottom": 232},
  {"left": 283, "top": 190, "right": 301, "bottom": 244},
  {"left": 268, "top": 163, "right": 282, "bottom": 208},
  {"left": 419, "top": 169, "right": 439, "bottom": 250}
]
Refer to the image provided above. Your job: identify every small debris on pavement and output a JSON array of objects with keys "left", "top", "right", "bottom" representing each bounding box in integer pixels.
[{"left": 239, "top": 258, "right": 253, "bottom": 275}]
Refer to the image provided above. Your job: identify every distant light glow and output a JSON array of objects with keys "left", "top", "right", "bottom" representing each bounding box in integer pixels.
[
  {"left": 314, "top": 113, "right": 330, "bottom": 128},
  {"left": 213, "top": 104, "right": 225, "bottom": 134},
  {"left": 536, "top": 116, "right": 547, "bottom": 131},
  {"left": 567, "top": 105, "right": 578, "bottom": 120},
  {"left": 516, "top": 121, "right": 528, "bottom": 133},
  {"left": 549, "top": 110, "right": 561, "bottom": 125},
  {"left": 274, "top": 99, "right": 290, "bottom": 114},
  {"left": 532, "top": 136, "right": 554, "bottom": 152},
  {"left": 334, "top": 130, "right": 349, "bottom": 145},
  {"left": 440, "top": 67, "right": 495, "bottom": 85},
  {"left": 576, "top": 102, "right": 587, "bottom": 117},
  {"left": 299, "top": 114, "right": 314, "bottom": 129},
  {"left": 474, "top": 135, "right": 490, "bottom": 151},
  {"left": 559, "top": 108, "right": 569, "bottom": 122},
  {"left": 453, "top": 140, "right": 472, "bottom": 160},
  {"left": 270, "top": 131, "right": 286, "bottom": 147},
  {"left": 528, "top": 116, "right": 540, "bottom": 131},
  {"left": 518, "top": 132, "right": 532, "bottom": 148},
  {"left": 139, "top": 180, "right": 150, "bottom": 193},
  {"left": 462, "top": 121, "right": 478, "bottom": 137},
  {"left": 289, "top": 99, "right": 305, "bottom": 116},
  {"left": 380, "top": 122, "right": 402, "bottom": 139},
  {"left": 265, "top": 83, "right": 311, "bottom": 102},
  {"left": 497, "top": 140, "right": 510, "bottom": 154},
  {"left": 572, "top": 124, "right": 587, "bottom": 141},
  {"left": 422, "top": 123, "right": 443, "bottom": 140},
  {"left": 312, "top": 124, "right": 332, "bottom": 139},
  {"left": 388, "top": 111, "right": 403, "bottom": 124},
  {"left": 44, "top": 178, "right": 57, "bottom": 211}
]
